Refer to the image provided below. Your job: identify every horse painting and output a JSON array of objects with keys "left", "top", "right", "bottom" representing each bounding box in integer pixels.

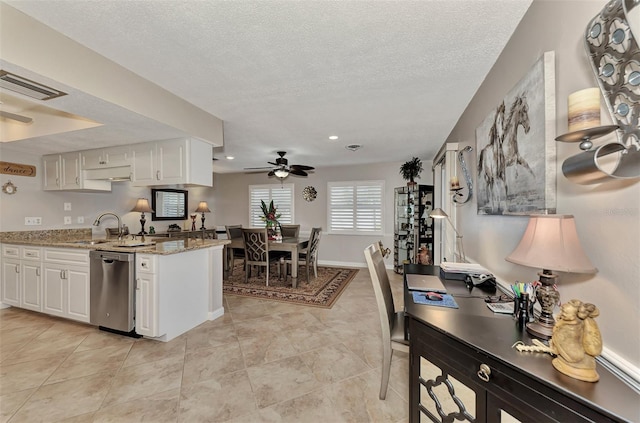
[{"left": 476, "top": 51, "right": 556, "bottom": 215}]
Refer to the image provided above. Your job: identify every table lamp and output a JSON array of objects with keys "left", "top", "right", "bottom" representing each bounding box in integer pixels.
[
  {"left": 506, "top": 214, "right": 596, "bottom": 339},
  {"left": 195, "top": 201, "right": 211, "bottom": 230},
  {"left": 429, "top": 208, "right": 465, "bottom": 262},
  {"left": 131, "top": 198, "right": 154, "bottom": 235}
]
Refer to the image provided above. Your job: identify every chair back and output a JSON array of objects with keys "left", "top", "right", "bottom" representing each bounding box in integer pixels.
[
  {"left": 364, "top": 243, "right": 394, "bottom": 341},
  {"left": 226, "top": 225, "right": 243, "bottom": 240},
  {"left": 280, "top": 224, "right": 300, "bottom": 238},
  {"left": 307, "top": 227, "right": 322, "bottom": 260},
  {"left": 242, "top": 228, "right": 269, "bottom": 263}
]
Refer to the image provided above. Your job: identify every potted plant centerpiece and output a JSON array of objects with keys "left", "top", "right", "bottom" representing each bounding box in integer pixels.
[
  {"left": 400, "top": 157, "right": 423, "bottom": 186},
  {"left": 260, "top": 200, "right": 281, "bottom": 239}
]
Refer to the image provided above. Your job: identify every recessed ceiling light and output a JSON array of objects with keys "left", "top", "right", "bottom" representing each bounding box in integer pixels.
[
  {"left": 226, "top": 156, "right": 234, "bottom": 160},
  {"left": 329, "top": 135, "right": 339, "bottom": 140},
  {"left": 345, "top": 144, "right": 362, "bottom": 152}
]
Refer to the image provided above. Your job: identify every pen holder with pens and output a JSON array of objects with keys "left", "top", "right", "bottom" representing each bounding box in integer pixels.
[{"left": 513, "top": 293, "right": 535, "bottom": 330}]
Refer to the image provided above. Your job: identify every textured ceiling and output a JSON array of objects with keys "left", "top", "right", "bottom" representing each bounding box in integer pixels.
[{"left": 1, "top": 0, "right": 532, "bottom": 173}]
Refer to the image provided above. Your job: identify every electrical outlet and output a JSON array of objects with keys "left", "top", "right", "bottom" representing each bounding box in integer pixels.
[
  {"left": 77, "top": 216, "right": 85, "bottom": 224},
  {"left": 64, "top": 216, "right": 72, "bottom": 225},
  {"left": 64, "top": 202, "right": 72, "bottom": 211},
  {"left": 25, "top": 217, "right": 42, "bottom": 226}
]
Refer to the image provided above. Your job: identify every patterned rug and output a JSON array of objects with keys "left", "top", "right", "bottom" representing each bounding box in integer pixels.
[{"left": 223, "top": 263, "right": 358, "bottom": 308}]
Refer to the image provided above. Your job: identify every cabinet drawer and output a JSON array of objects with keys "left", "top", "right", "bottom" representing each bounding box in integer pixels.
[
  {"left": 22, "top": 247, "right": 42, "bottom": 260},
  {"left": 2, "top": 245, "right": 20, "bottom": 258},
  {"left": 44, "top": 248, "right": 89, "bottom": 265},
  {"left": 137, "top": 254, "right": 156, "bottom": 273}
]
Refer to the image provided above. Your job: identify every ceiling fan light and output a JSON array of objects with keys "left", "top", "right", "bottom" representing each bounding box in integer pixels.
[{"left": 274, "top": 168, "right": 289, "bottom": 178}]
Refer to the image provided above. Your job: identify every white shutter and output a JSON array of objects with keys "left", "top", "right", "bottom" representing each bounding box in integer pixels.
[
  {"left": 328, "top": 181, "right": 384, "bottom": 235},
  {"left": 249, "top": 184, "right": 294, "bottom": 227}
]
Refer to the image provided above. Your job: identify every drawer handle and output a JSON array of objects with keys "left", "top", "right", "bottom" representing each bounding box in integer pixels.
[{"left": 477, "top": 364, "right": 491, "bottom": 382}]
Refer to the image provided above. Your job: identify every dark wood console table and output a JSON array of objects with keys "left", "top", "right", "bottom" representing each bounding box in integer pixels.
[{"left": 404, "top": 264, "right": 638, "bottom": 423}]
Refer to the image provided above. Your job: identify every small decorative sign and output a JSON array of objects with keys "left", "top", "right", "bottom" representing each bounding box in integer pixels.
[{"left": 0, "top": 161, "right": 36, "bottom": 177}]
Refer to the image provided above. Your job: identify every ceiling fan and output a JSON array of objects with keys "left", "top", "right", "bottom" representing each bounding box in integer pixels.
[{"left": 246, "top": 151, "right": 314, "bottom": 179}]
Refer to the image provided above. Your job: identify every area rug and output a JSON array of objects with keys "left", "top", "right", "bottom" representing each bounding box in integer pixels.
[{"left": 223, "top": 263, "right": 358, "bottom": 308}]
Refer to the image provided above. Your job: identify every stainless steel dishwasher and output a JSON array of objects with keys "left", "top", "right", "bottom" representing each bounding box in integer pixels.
[{"left": 90, "top": 250, "right": 136, "bottom": 334}]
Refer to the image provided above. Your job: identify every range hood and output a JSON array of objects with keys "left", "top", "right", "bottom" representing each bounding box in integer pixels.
[{"left": 83, "top": 166, "right": 131, "bottom": 181}]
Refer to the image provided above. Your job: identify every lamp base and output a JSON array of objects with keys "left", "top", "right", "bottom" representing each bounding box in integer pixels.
[{"left": 526, "top": 320, "right": 553, "bottom": 339}]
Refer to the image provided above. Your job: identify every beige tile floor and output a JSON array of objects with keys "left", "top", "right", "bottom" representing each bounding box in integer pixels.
[{"left": 0, "top": 267, "right": 409, "bottom": 423}]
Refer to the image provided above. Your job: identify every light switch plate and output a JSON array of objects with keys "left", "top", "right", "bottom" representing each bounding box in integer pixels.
[
  {"left": 77, "top": 216, "right": 85, "bottom": 224},
  {"left": 64, "top": 216, "right": 72, "bottom": 225},
  {"left": 25, "top": 217, "right": 42, "bottom": 225},
  {"left": 64, "top": 202, "right": 72, "bottom": 211}
]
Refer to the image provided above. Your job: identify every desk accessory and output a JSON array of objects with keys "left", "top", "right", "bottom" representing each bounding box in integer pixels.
[
  {"left": 506, "top": 215, "right": 596, "bottom": 339},
  {"left": 486, "top": 301, "right": 514, "bottom": 314},
  {"left": 411, "top": 291, "right": 458, "bottom": 308}
]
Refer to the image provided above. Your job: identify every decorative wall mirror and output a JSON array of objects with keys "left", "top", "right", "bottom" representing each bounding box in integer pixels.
[{"left": 151, "top": 188, "right": 188, "bottom": 221}]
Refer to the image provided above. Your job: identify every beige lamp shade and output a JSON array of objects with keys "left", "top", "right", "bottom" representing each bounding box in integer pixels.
[
  {"left": 195, "top": 201, "right": 211, "bottom": 213},
  {"left": 131, "top": 198, "right": 154, "bottom": 213},
  {"left": 506, "top": 214, "right": 596, "bottom": 273}
]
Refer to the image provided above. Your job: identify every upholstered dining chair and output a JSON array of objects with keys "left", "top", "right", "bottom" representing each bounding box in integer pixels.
[
  {"left": 279, "top": 224, "right": 300, "bottom": 238},
  {"left": 364, "top": 242, "right": 409, "bottom": 400},
  {"left": 283, "top": 227, "right": 322, "bottom": 282},
  {"left": 225, "top": 225, "right": 244, "bottom": 276},
  {"left": 241, "top": 228, "right": 280, "bottom": 286}
]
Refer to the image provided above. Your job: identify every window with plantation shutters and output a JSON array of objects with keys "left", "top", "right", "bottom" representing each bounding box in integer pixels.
[
  {"left": 328, "top": 180, "right": 384, "bottom": 235},
  {"left": 249, "top": 184, "right": 294, "bottom": 227}
]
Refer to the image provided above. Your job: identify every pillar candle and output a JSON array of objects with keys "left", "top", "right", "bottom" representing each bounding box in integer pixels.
[
  {"left": 450, "top": 176, "right": 460, "bottom": 189},
  {"left": 568, "top": 88, "right": 601, "bottom": 132}
]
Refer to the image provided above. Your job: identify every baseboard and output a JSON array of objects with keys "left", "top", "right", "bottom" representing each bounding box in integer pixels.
[{"left": 208, "top": 307, "right": 225, "bottom": 321}]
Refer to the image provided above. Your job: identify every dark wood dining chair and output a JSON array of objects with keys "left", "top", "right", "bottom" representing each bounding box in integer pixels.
[
  {"left": 225, "top": 225, "right": 244, "bottom": 276},
  {"left": 364, "top": 242, "right": 409, "bottom": 400},
  {"left": 241, "top": 228, "right": 280, "bottom": 286}
]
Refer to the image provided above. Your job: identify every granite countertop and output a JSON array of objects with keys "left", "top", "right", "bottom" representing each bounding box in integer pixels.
[{"left": 0, "top": 229, "right": 229, "bottom": 255}]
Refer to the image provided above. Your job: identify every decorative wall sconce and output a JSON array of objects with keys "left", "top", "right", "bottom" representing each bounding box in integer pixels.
[
  {"left": 559, "top": 0, "right": 640, "bottom": 184},
  {"left": 452, "top": 146, "right": 473, "bottom": 204}
]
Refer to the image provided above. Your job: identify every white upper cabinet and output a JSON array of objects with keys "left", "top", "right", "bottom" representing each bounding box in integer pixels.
[
  {"left": 43, "top": 152, "right": 83, "bottom": 191},
  {"left": 132, "top": 138, "right": 212, "bottom": 187},
  {"left": 81, "top": 145, "right": 131, "bottom": 169}
]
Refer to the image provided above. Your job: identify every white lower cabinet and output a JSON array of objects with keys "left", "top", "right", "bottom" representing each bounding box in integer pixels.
[
  {"left": 135, "top": 254, "right": 159, "bottom": 337},
  {"left": 42, "top": 248, "right": 90, "bottom": 323},
  {"left": 21, "top": 260, "right": 42, "bottom": 312},
  {"left": 1, "top": 258, "right": 21, "bottom": 307}
]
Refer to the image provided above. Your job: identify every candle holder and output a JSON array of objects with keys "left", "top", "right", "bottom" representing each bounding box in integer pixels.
[{"left": 555, "top": 125, "right": 619, "bottom": 151}]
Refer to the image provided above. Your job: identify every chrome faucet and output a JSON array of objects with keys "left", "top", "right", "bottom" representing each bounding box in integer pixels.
[{"left": 93, "top": 212, "right": 122, "bottom": 241}]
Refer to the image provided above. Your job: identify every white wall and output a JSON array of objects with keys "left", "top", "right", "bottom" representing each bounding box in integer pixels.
[
  {"left": 213, "top": 160, "right": 433, "bottom": 267},
  {"left": 445, "top": 0, "right": 639, "bottom": 371}
]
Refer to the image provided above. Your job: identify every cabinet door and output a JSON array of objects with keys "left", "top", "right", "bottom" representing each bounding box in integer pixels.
[
  {"left": 66, "top": 265, "right": 90, "bottom": 323},
  {"left": 131, "top": 143, "right": 156, "bottom": 185},
  {"left": 81, "top": 149, "right": 104, "bottom": 169},
  {"left": 156, "top": 139, "right": 185, "bottom": 184},
  {"left": 43, "top": 265, "right": 65, "bottom": 317},
  {"left": 135, "top": 272, "right": 159, "bottom": 336},
  {"left": 61, "top": 152, "right": 82, "bottom": 190},
  {"left": 1, "top": 259, "right": 21, "bottom": 306},
  {"left": 42, "top": 155, "right": 60, "bottom": 191},
  {"left": 104, "top": 145, "right": 131, "bottom": 167},
  {"left": 21, "top": 261, "right": 42, "bottom": 312}
]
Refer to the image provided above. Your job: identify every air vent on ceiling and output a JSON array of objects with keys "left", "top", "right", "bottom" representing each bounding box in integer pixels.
[{"left": 0, "top": 70, "right": 67, "bottom": 101}]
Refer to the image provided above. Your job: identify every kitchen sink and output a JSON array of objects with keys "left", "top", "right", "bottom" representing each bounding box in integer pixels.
[{"left": 66, "top": 240, "right": 111, "bottom": 245}]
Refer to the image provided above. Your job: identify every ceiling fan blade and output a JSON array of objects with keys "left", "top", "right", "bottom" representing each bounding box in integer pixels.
[
  {"left": 290, "top": 164, "right": 314, "bottom": 171},
  {"left": 267, "top": 161, "right": 278, "bottom": 166},
  {"left": 267, "top": 170, "right": 276, "bottom": 177},
  {"left": 0, "top": 110, "right": 33, "bottom": 123},
  {"left": 289, "top": 168, "right": 308, "bottom": 176}
]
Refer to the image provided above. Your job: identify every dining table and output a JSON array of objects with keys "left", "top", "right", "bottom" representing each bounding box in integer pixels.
[{"left": 225, "top": 236, "right": 309, "bottom": 288}]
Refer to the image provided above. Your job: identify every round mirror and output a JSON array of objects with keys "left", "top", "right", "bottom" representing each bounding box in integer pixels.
[
  {"left": 601, "top": 63, "right": 615, "bottom": 77},
  {"left": 590, "top": 23, "right": 602, "bottom": 38},
  {"left": 612, "top": 28, "right": 626, "bottom": 44},
  {"left": 616, "top": 102, "right": 630, "bottom": 116}
]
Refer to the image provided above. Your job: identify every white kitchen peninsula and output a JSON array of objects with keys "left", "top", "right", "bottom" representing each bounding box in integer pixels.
[{"left": 0, "top": 230, "right": 229, "bottom": 342}]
